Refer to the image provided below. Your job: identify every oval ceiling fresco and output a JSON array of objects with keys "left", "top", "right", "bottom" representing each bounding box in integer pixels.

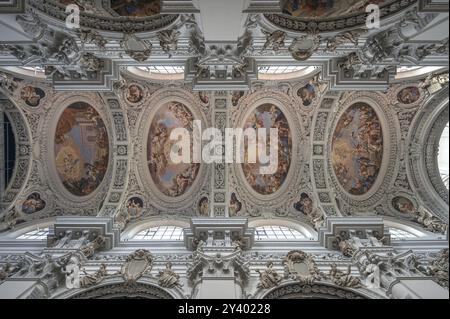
[
  {"left": 54, "top": 102, "right": 109, "bottom": 196},
  {"left": 331, "top": 102, "right": 383, "bottom": 196},
  {"left": 242, "top": 104, "right": 292, "bottom": 195},
  {"left": 147, "top": 101, "right": 200, "bottom": 197}
]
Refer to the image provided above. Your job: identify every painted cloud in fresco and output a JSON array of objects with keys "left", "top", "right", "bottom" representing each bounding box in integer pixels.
[
  {"left": 331, "top": 102, "right": 383, "bottom": 196},
  {"left": 147, "top": 101, "right": 200, "bottom": 197},
  {"left": 242, "top": 104, "right": 292, "bottom": 195},
  {"left": 54, "top": 102, "right": 109, "bottom": 196}
]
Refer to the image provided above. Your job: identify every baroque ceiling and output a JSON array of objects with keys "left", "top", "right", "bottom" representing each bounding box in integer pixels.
[{"left": 0, "top": 0, "right": 448, "bottom": 238}]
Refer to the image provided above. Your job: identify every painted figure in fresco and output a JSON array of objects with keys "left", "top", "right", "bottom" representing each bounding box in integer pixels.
[
  {"left": 294, "top": 193, "right": 313, "bottom": 215},
  {"left": 126, "top": 197, "right": 144, "bottom": 218},
  {"left": 331, "top": 103, "right": 383, "bottom": 196},
  {"left": 392, "top": 197, "right": 415, "bottom": 214},
  {"left": 397, "top": 87, "right": 420, "bottom": 105},
  {"left": 297, "top": 83, "right": 316, "bottom": 106},
  {"left": 111, "top": 0, "right": 161, "bottom": 17},
  {"left": 242, "top": 104, "right": 292, "bottom": 195},
  {"left": 20, "top": 86, "right": 45, "bottom": 107},
  {"left": 22, "top": 193, "right": 46, "bottom": 214},
  {"left": 126, "top": 84, "right": 143, "bottom": 103}
]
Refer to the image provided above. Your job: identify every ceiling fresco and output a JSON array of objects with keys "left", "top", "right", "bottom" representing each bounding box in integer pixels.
[
  {"left": 110, "top": 0, "right": 161, "bottom": 17},
  {"left": 331, "top": 102, "right": 383, "bottom": 196},
  {"left": 241, "top": 104, "right": 292, "bottom": 195},
  {"left": 54, "top": 102, "right": 109, "bottom": 196},
  {"left": 147, "top": 101, "right": 200, "bottom": 197},
  {"left": 280, "top": 0, "right": 388, "bottom": 19}
]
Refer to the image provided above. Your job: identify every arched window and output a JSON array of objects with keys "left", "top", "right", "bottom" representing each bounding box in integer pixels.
[
  {"left": 131, "top": 226, "right": 184, "bottom": 241},
  {"left": 389, "top": 227, "right": 418, "bottom": 240},
  {"left": 254, "top": 226, "right": 307, "bottom": 241},
  {"left": 438, "top": 122, "right": 449, "bottom": 190},
  {"left": 258, "top": 66, "right": 307, "bottom": 75},
  {"left": 136, "top": 66, "right": 184, "bottom": 74},
  {"left": 16, "top": 227, "right": 49, "bottom": 240}
]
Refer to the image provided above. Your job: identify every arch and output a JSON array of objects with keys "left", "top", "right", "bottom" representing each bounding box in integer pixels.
[
  {"left": 394, "top": 66, "right": 448, "bottom": 82},
  {"left": 257, "top": 281, "right": 384, "bottom": 299},
  {"left": 121, "top": 217, "right": 190, "bottom": 240},
  {"left": 52, "top": 275, "right": 183, "bottom": 299},
  {"left": 125, "top": 66, "right": 185, "bottom": 81},
  {"left": 407, "top": 89, "right": 449, "bottom": 222},
  {"left": 258, "top": 66, "right": 318, "bottom": 81},
  {"left": 248, "top": 218, "right": 317, "bottom": 240},
  {"left": 0, "top": 67, "right": 46, "bottom": 81},
  {"left": 383, "top": 217, "right": 440, "bottom": 239},
  {"left": 0, "top": 217, "right": 55, "bottom": 240},
  {"left": 0, "top": 95, "right": 33, "bottom": 214}
]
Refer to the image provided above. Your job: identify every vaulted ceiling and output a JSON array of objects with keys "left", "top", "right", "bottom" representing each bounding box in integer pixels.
[{"left": 0, "top": 0, "right": 448, "bottom": 238}]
